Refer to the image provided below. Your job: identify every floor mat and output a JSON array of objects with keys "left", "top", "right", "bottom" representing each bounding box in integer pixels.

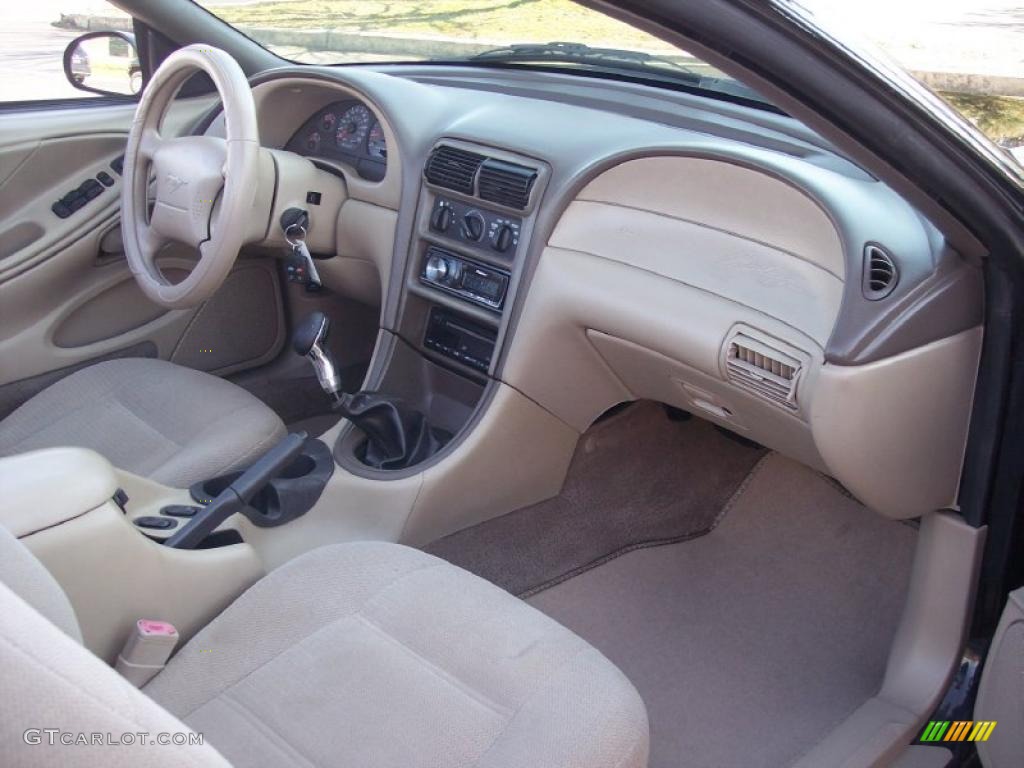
[
  {"left": 528, "top": 452, "right": 918, "bottom": 768},
  {"left": 425, "top": 401, "right": 766, "bottom": 596}
]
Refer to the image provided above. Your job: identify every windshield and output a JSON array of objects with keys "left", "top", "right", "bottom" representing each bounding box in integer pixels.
[
  {"left": 193, "top": 0, "right": 1022, "bottom": 163},
  {"left": 190, "top": 0, "right": 770, "bottom": 106}
]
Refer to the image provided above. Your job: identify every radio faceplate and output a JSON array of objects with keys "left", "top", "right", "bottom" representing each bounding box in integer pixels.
[{"left": 420, "top": 247, "right": 509, "bottom": 311}]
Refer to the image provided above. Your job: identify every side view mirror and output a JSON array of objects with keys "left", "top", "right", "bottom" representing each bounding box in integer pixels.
[{"left": 63, "top": 31, "right": 143, "bottom": 98}]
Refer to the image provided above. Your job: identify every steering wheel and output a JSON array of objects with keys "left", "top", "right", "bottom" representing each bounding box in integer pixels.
[{"left": 122, "top": 45, "right": 260, "bottom": 309}]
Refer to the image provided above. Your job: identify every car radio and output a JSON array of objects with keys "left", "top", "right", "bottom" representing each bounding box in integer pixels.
[{"left": 420, "top": 247, "right": 509, "bottom": 311}]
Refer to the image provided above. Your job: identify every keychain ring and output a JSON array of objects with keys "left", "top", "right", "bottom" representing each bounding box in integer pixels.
[{"left": 285, "top": 224, "right": 307, "bottom": 248}]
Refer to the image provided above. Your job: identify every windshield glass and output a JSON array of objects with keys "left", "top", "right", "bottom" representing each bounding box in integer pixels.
[
  {"left": 193, "top": 0, "right": 1022, "bottom": 162},
  {"left": 190, "top": 0, "right": 770, "bottom": 106}
]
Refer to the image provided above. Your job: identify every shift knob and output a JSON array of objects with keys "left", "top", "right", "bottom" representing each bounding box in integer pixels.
[{"left": 292, "top": 312, "right": 341, "bottom": 396}]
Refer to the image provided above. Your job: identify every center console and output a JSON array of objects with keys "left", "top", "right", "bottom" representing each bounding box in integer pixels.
[{"left": 329, "top": 139, "right": 548, "bottom": 475}]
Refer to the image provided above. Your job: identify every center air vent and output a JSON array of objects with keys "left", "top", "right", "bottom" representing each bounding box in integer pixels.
[
  {"left": 724, "top": 333, "right": 803, "bottom": 411},
  {"left": 478, "top": 158, "right": 538, "bottom": 210},
  {"left": 424, "top": 145, "right": 485, "bottom": 195},
  {"left": 862, "top": 244, "right": 899, "bottom": 300}
]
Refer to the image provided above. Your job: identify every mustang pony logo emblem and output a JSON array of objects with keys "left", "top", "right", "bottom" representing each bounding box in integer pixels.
[{"left": 165, "top": 173, "right": 189, "bottom": 193}]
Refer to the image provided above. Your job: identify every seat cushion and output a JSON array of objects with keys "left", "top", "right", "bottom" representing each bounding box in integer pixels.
[
  {"left": 0, "top": 358, "right": 285, "bottom": 488},
  {"left": 144, "top": 542, "right": 650, "bottom": 768}
]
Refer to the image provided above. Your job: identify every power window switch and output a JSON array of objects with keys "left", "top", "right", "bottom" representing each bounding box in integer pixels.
[
  {"left": 134, "top": 516, "right": 177, "bottom": 530},
  {"left": 97, "top": 171, "right": 115, "bottom": 187},
  {"left": 51, "top": 201, "right": 71, "bottom": 218},
  {"left": 160, "top": 504, "right": 200, "bottom": 518}
]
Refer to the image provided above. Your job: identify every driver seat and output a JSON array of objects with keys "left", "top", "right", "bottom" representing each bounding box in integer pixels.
[{"left": 0, "top": 358, "right": 285, "bottom": 488}]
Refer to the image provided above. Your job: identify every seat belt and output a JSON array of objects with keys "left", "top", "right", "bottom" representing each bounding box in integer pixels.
[{"left": 115, "top": 619, "right": 179, "bottom": 686}]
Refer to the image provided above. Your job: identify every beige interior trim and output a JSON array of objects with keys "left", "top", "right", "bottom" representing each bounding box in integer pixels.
[
  {"left": 975, "top": 586, "right": 1024, "bottom": 767},
  {"left": 587, "top": 331, "right": 827, "bottom": 471},
  {"left": 811, "top": 326, "right": 983, "bottom": 518},
  {"left": 503, "top": 151, "right": 981, "bottom": 519},
  {"left": 794, "top": 512, "right": 985, "bottom": 767},
  {"left": 327, "top": 199, "right": 397, "bottom": 306},
  {"left": 550, "top": 200, "right": 843, "bottom": 345},
  {"left": 262, "top": 149, "right": 348, "bottom": 254},
  {"left": 502, "top": 245, "right": 824, "bottom": 429},
  {"left": 21, "top": 502, "right": 262, "bottom": 664},
  {"left": 0, "top": 452, "right": 262, "bottom": 665},
  {"left": 0, "top": 448, "right": 118, "bottom": 537},
  {"left": 0, "top": 97, "right": 214, "bottom": 283},
  {"left": 573, "top": 156, "right": 846, "bottom": 278},
  {"left": 401, "top": 382, "right": 579, "bottom": 546},
  {"left": 114, "top": 382, "right": 576, "bottom": 570},
  {"left": 207, "top": 76, "right": 403, "bottom": 211}
]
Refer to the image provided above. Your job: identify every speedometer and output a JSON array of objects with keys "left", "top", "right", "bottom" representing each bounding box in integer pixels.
[{"left": 335, "top": 104, "right": 371, "bottom": 152}]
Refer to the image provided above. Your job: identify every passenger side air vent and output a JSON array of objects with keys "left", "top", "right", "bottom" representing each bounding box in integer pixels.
[
  {"left": 478, "top": 158, "right": 538, "bottom": 210},
  {"left": 724, "top": 333, "right": 803, "bottom": 411},
  {"left": 862, "top": 244, "right": 899, "bottom": 300},
  {"left": 424, "top": 145, "right": 485, "bottom": 195}
]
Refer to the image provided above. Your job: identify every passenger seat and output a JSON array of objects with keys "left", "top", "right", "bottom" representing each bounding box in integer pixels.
[{"left": 0, "top": 525, "right": 649, "bottom": 767}]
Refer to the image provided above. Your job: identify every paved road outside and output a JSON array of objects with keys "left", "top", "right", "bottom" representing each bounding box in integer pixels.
[{"left": 0, "top": 1, "right": 123, "bottom": 102}]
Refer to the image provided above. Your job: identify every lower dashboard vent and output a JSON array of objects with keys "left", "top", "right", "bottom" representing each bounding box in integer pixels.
[
  {"left": 862, "top": 244, "right": 899, "bottom": 300},
  {"left": 478, "top": 158, "right": 538, "bottom": 210},
  {"left": 725, "top": 333, "right": 802, "bottom": 411},
  {"left": 424, "top": 145, "right": 485, "bottom": 195}
]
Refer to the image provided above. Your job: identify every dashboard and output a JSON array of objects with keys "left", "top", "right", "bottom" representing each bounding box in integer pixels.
[
  {"left": 284, "top": 99, "right": 388, "bottom": 182},
  {"left": 231, "top": 65, "right": 984, "bottom": 522}
]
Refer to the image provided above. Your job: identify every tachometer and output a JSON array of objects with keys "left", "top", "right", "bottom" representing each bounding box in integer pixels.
[
  {"left": 335, "top": 104, "right": 371, "bottom": 152},
  {"left": 367, "top": 120, "right": 387, "bottom": 160}
]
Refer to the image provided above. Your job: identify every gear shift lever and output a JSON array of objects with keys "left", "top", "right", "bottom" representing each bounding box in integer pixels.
[
  {"left": 292, "top": 311, "right": 341, "bottom": 400},
  {"left": 292, "top": 312, "right": 451, "bottom": 470}
]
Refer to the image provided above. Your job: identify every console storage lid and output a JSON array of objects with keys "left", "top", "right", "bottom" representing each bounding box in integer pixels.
[{"left": 0, "top": 447, "right": 118, "bottom": 537}]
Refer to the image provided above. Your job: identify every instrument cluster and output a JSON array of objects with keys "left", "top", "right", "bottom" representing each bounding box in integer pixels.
[{"left": 285, "top": 100, "right": 388, "bottom": 182}]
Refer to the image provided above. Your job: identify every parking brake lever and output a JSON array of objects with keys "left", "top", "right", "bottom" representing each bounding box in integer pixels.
[{"left": 164, "top": 432, "right": 308, "bottom": 549}]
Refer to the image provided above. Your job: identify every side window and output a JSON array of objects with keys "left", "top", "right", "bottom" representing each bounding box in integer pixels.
[{"left": 4, "top": 3, "right": 138, "bottom": 104}]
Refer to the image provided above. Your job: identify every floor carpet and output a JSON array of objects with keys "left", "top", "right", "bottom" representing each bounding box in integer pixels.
[
  {"left": 425, "top": 401, "right": 766, "bottom": 596},
  {"left": 528, "top": 452, "right": 918, "bottom": 768}
]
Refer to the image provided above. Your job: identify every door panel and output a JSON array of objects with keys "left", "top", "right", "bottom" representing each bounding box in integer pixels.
[
  {"left": 0, "top": 95, "right": 285, "bottom": 403},
  {"left": 975, "top": 587, "right": 1023, "bottom": 767}
]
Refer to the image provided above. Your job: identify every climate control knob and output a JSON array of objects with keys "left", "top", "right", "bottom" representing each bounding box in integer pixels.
[
  {"left": 460, "top": 211, "right": 485, "bottom": 242},
  {"left": 492, "top": 223, "right": 515, "bottom": 253},
  {"left": 430, "top": 201, "right": 454, "bottom": 233}
]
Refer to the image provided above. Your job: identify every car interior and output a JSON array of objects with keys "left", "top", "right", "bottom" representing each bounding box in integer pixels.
[{"left": 0, "top": 2, "right": 1020, "bottom": 767}]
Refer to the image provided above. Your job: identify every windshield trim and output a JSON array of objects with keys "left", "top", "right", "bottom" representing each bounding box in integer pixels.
[{"left": 424, "top": 59, "right": 785, "bottom": 113}]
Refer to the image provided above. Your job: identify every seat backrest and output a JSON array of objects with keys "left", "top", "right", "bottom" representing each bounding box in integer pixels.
[{"left": 0, "top": 524, "right": 230, "bottom": 767}]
